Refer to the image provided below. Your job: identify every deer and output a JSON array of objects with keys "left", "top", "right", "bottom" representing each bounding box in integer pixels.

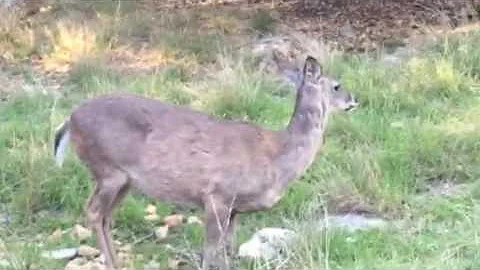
[{"left": 53, "top": 55, "right": 358, "bottom": 270}]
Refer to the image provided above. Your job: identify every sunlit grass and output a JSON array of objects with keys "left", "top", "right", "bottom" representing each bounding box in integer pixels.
[{"left": 2, "top": 2, "right": 480, "bottom": 270}]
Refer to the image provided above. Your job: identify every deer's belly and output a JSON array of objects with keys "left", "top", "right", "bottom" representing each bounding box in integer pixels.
[{"left": 125, "top": 166, "right": 206, "bottom": 207}]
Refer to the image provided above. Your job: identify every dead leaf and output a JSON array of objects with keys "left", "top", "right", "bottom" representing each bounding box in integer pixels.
[
  {"left": 47, "top": 228, "right": 63, "bottom": 243},
  {"left": 71, "top": 224, "right": 92, "bottom": 242},
  {"left": 164, "top": 214, "right": 184, "bottom": 228}
]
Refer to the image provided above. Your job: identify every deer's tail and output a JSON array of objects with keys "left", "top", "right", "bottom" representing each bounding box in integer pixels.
[{"left": 54, "top": 120, "right": 71, "bottom": 167}]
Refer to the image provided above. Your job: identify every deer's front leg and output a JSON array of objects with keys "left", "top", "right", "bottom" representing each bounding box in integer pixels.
[{"left": 202, "top": 197, "right": 236, "bottom": 270}]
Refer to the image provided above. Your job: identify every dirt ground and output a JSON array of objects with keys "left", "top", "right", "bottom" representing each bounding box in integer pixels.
[
  {"left": 136, "top": 0, "right": 480, "bottom": 51},
  {"left": 9, "top": 0, "right": 480, "bottom": 53}
]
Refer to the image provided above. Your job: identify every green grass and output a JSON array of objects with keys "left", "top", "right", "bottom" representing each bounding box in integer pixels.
[{"left": 2, "top": 4, "right": 480, "bottom": 270}]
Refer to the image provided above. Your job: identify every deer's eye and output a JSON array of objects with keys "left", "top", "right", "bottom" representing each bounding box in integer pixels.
[{"left": 333, "top": 84, "right": 340, "bottom": 91}]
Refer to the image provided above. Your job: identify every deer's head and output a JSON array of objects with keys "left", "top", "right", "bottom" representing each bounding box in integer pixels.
[{"left": 298, "top": 56, "right": 359, "bottom": 113}]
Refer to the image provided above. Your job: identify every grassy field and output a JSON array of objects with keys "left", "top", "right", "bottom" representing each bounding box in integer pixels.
[{"left": 1, "top": 2, "right": 480, "bottom": 270}]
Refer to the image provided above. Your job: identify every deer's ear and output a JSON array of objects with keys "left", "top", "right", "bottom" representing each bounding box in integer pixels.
[{"left": 303, "top": 56, "right": 322, "bottom": 84}]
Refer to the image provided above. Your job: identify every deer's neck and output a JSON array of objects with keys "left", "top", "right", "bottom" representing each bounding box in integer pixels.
[{"left": 274, "top": 94, "right": 330, "bottom": 189}]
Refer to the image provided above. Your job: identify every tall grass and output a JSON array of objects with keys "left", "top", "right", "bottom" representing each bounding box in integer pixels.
[{"left": 2, "top": 3, "right": 480, "bottom": 269}]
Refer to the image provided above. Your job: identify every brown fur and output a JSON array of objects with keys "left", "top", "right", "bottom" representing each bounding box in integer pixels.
[{"left": 53, "top": 56, "right": 358, "bottom": 270}]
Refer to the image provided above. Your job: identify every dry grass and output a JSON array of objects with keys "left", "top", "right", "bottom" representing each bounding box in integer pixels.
[
  {"left": 0, "top": 6, "right": 35, "bottom": 60},
  {"left": 40, "top": 20, "right": 99, "bottom": 72}
]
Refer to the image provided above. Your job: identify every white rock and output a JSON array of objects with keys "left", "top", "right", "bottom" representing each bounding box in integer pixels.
[
  {"left": 320, "top": 214, "right": 387, "bottom": 232},
  {"left": 78, "top": 245, "right": 100, "bottom": 258},
  {"left": 238, "top": 228, "right": 296, "bottom": 261},
  {"left": 41, "top": 248, "right": 78, "bottom": 260},
  {"left": 154, "top": 226, "right": 169, "bottom": 240},
  {"left": 187, "top": 216, "right": 203, "bottom": 225}
]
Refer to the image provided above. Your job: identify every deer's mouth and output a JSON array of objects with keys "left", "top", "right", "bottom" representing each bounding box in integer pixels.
[
  {"left": 345, "top": 104, "right": 358, "bottom": 112},
  {"left": 345, "top": 97, "right": 359, "bottom": 112}
]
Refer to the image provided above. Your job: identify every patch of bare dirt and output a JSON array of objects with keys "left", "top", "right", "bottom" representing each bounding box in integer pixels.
[
  {"left": 279, "top": 0, "right": 480, "bottom": 52},
  {"left": 137, "top": 0, "right": 480, "bottom": 52}
]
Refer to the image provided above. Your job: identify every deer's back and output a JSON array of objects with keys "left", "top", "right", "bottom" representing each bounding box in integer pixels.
[{"left": 69, "top": 94, "right": 285, "bottom": 208}]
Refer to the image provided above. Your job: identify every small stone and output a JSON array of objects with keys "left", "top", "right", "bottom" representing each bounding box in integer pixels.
[
  {"left": 164, "top": 214, "right": 184, "bottom": 228},
  {"left": 144, "top": 214, "right": 160, "bottom": 222},
  {"left": 35, "top": 234, "right": 44, "bottom": 241},
  {"left": 167, "top": 257, "right": 187, "bottom": 269},
  {"left": 238, "top": 228, "right": 296, "bottom": 261},
  {"left": 187, "top": 216, "right": 203, "bottom": 225},
  {"left": 145, "top": 204, "right": 157, "bottom": 215},
  {"left": 93, "top": 254, "right": 105, "bottom": 264},
  {"left": 65, "top": 257, "right": 88, "bottom": 270},
  {"left": 86, "top": 261, "right": 106, "bottom": 270},
  {"left": 47, "top": 228, "right": 63, "bottom": 243},
  {"left": 154, "top": 226, "right": 169, "bottom": 240},
  {"left": 78, "top": 245, "right": 100, "bottom": 258},
  {"left": 41, "top": 248, "right": 78, "bottom": 260},
  {"left": 71, "top": 225, "right": 92, "bottom": 242},
  {"left": 64, "top": 257, "right": 87, "bottom": 270}
]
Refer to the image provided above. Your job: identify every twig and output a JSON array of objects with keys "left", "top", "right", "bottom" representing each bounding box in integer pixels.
[{"left": 132, "top": 232, "right": 154, "bottom": 245}]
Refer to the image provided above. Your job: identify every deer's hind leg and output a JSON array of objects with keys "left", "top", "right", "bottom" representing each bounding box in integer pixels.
[
  {"left": 202, "top": 196, "right": 237, "bottom": 270},
  {"left": 85, "top": 168, "right": 129, "bottom": 269}
]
